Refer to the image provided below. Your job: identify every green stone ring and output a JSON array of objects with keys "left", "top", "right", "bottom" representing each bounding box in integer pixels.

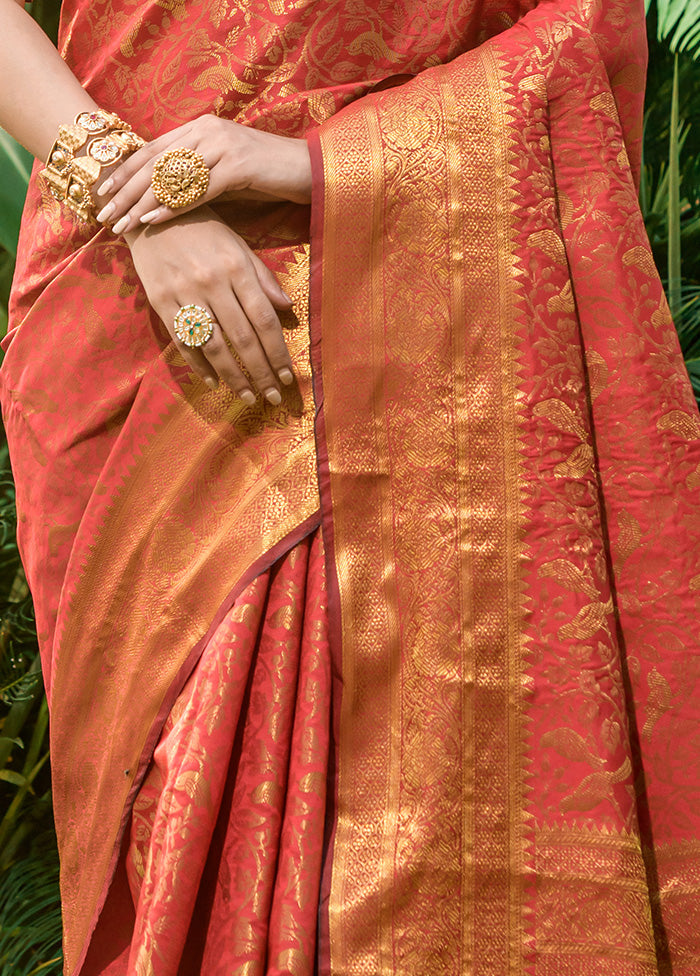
[{"left": 173, "top": 304, "right": 215, "bottom": 348}]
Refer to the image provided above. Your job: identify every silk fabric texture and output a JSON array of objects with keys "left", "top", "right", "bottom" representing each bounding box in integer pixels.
[{"left": 2, "top": 0, "right": 700, "bottom": 973}]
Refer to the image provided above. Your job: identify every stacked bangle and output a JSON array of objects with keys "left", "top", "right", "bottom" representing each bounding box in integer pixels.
[{"left": 39, "top": 110, "right": 145, "bottom": 222}]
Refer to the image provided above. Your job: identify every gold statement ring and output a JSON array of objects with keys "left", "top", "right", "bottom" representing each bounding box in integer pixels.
[
  {"left": 151, "top": 148, "right": 210, "bottom": 209},
  {"left": 173, "top": 304, "right": 215, "bottom": 348}
]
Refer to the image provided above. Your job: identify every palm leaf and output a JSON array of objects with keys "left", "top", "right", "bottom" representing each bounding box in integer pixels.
[
  {"left": 668, "top": 54, "right": 682, "bottom": 317},
  {"left": 0, "top": 829, "right": 62, "bottom": 976},
  {"left": 648, "top": 0, "right": 700, "bottom": 57}
]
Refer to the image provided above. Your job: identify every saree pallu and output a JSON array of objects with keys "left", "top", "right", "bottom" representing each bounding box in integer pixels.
[{"left": 2, "top": 0, "right": 700, "bottom": 972}]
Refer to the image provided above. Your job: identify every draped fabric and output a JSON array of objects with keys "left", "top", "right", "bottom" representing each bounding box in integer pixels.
[
  {"left": 2, "top": 0, "right": 700, "bottom": 973},
  {"left": 83, "top": 531, "right": 332, "bottom": 976}
]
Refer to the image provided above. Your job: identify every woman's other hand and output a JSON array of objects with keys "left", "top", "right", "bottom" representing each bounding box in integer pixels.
[
  {"left": 126, "top": 207, "right": 295, "bottom": 404},
  {"left": 96, "top": 115, "right": 312, "bottom": 235}
]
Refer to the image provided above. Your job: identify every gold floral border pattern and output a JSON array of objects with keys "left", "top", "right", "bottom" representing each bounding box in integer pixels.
[{"left": 316, "top": 42, "right": 527, "bottom": 974}]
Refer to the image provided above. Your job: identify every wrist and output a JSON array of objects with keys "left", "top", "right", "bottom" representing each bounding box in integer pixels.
[
  {"left": 286, "top": 137, "right": 312, "bottom": 205},
  {"left": 244, "top": 127, "right": 312, "bottom": 205}
]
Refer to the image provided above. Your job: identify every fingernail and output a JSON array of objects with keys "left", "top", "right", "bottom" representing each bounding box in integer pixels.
[
  {"left": 265, "top": 388, "right": 282, "bottom": 405},
  {"left": 204, "top": 376, "right": 218, "bottom": 390},
  {"left": 278, "top": 368, "right": 293, "bottom": 386},
  {"left": 281, "top": 290, "right": 292, "bottom": 303},
  {"left": 140, "top": 208, "right": 161, "bottom": 223},
  {"left": 112, "top": 215, "right": 129, "bottom": 235},
  {"left": 96, "top": 202, "right": 115, "bottom": 223},
  {"left": 97, "top": 178, "right": 113, "bottom": 196},
  {"left": 239, "top": 390, "right": 256, "bottom": 406}
]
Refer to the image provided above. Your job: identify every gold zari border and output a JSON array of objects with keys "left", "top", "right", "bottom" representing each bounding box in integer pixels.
[{"left": 317, "top": 46, "right": 527, "bottom": 974}]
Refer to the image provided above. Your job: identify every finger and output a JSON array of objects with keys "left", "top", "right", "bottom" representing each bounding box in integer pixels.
[
  {"left": 99, "top": 152, "right": 225, "bottom": 235},
  {"left": 249, "top": 250, "right": 294, "bottom": 309},
  {"left": 137, "top": 164, "right": 233, "bottom": 228},
  {"left": 209, "top": 288, "right": 285, "bottom": 403},
  {"left": 96, "top": 126, "right": 190, "bottom": 198},
  {"left": 94, "top": 120, "right": 200, "bottom": 227},
  {"left": 231, "top": 262, "right": 295, "bottom": 387},
  {"left": 161, "top": 301, "right": 219, "bottom": 390},
  {"left": 194, "top": 317, "right": 260, "bottom": 405},
  {"left": 95, "top": 157, "right": 164, "bottom": 229}
]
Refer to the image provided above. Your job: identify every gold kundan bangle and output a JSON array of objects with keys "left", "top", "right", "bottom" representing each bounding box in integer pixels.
[{"left": 39, "top": 111, "right": 145, "bottom": 222}]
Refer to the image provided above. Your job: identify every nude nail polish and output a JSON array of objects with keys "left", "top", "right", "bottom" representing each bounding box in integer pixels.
[
  {"left": 97, "top": 178, "right": 113, "bottom": 196},
  {"left": 140, "top": 209, "right": 161, "bottom": 223},
  {"left": 204, "top": 376, "right": 218, "bottom": 390},
  {"left": 239, "top": 390, "right": 256, "bottom": 406},
  {"left": 112, "top": 215, "right": 129, "bottom": 235},
  {"left": 265, "top": 388, "right": 282, "bottom": 405},
  {"left": 278, "top": 369, "right": 293, "bottom": 386},
  {"left": 96, "top": 202, "right": 115, "bottom": 223}
]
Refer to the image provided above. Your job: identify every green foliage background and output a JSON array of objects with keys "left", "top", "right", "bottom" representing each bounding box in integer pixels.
[{"left": 0, "top": 3, "right": 699, "bottom": 972}]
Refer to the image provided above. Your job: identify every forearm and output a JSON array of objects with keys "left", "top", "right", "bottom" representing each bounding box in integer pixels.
[{"left": 0, "top": 0, "right": 98, "bottom": 161}]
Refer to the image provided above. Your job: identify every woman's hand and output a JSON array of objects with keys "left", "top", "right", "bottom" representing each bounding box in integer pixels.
[
  {"left": 126, "top": 206, "right": 295, "bottom": 404},
  {"left": 96, "top": 115, "right": 312, "bottom": 235}
]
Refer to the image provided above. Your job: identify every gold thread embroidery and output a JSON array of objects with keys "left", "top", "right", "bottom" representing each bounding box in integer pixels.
[
  {"left": 322, "top": 42, "right": 528, "bottom": 975},
  {"left": 534, "top": 825, "right": 658, "bottom": 972}
]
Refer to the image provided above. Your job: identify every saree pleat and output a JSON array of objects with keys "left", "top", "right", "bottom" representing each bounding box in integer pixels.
[
  {"left": 1, "top": 0, "right": 699, "bottom": 973},
  {"left": 82, "top": 530, "right": 329, "bottom": 976}
]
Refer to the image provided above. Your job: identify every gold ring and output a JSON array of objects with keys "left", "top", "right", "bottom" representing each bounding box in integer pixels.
[
  {"left": 174, "top": 304, "right": 215, "bottom": 347},
  {"left": 151, "top": 148, "right": 210, "bottom": 209}
]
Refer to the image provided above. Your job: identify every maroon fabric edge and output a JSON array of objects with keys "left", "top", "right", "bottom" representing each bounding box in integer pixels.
[
  {"left": 307, "top": 126, "right": 343, "bottom": 976},
  {"left": 74, "top": 508, "right": 322, "bottom": 976}
]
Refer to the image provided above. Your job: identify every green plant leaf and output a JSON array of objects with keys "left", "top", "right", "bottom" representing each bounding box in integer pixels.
[
  {"left": 0, "top": 770, "right": 27, "bottom": 788},
  {"left": 21, "top": 699, "right": 48, "bottom": 778},
  {"left": 0, "top": 750, "right": 49, "bottom": 858},
  {"left": 0, "top": 829, "right": 62, "bottom": 975},
  {"left": 685, "top": 357, "right": 700, "bottom": 390},
  {"left": 0, "top": 661, "right": 42, "bottom": 768},
  {"left": 0, "top": 132, "right": 31, "bottom": 258},
  {"left": 28, "top": 0, "right": 62, "bottom": 44},
  {"left": 653, "top": 0, "right": 700, "bottom": 57},
  {"left": 0, "top": 789, "right": 52, "bottom": 874},
  {"left": 0, "top": 737, "right": 22, "bottom": 749},
  {"left": 668, "top": 54, "right": 682, "bottom": 318},
  {"left": 26, "top": 959, "right": 63, "bottom": 976}
]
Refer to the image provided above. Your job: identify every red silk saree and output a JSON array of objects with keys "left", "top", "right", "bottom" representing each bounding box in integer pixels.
[{"left": 2, "top": 0, "right": 700, "bottom": 973}]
